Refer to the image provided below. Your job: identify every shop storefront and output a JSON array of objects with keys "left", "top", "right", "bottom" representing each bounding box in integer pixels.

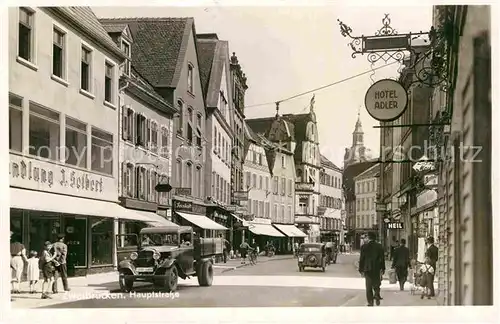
[
  {"left": 172, "top": 199, "right": 227, "bottom": 237},
  {"left": 274, "top": 224, "right": 307, "bottom": 253},
  {"left": 246, "top": 218, "right": 285, "bottom": 253},
  {"left": 415, "top": 182, "right": 438, "bottom": 263},
  {"left": 9, "top": 155, "right": 154, "bottom": 277}
]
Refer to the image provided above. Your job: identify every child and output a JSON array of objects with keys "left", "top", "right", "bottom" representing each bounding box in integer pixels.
[
  {"left": 40, "top": 241, "right": 58, "bottom": 299},
  {"left": 419, "top": 257, "right": 435, "bottom": 299},
  {"left": 27, "top": 251, "right": 40, "bottom": 293}
]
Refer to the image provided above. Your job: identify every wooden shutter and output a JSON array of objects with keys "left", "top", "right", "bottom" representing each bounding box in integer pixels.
[
  {"left": 146, "top": 119, "right": 151, "bottom": 150},
  {"left": 122, "top": 107, "right": 128, "bottom": 140},
  {"left": 121, "top": 162, "right": 127, "bottom": 196},
  {"left": 132, "top": 112, "right": 137, "bottom": 145}
]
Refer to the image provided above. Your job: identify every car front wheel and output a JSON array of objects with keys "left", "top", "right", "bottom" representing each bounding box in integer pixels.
[
  {"left": 119, "top": 272, "right": 134, "bottom": 292},
  {"left": 162, "top": 266, "right": 178, "bottom": 292}
]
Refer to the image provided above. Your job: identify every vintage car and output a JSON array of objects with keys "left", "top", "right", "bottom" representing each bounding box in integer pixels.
[
  {"left": 297, "top": 243, "right": 327, "bottom": 272},
  {"left": 325, "top": 242, "right": 338, "bottom": 264},
  {"left": 116, "top": 226, "right": 224, "bottom": 292}
]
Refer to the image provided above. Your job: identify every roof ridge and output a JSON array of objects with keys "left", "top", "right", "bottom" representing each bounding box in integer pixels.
[{"left": 99, "top": 17, "right": 192, "bottom": 22}]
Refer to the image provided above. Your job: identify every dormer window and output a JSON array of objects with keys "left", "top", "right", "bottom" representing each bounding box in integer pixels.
[{"left": 121, "top": 39, "right": 131, "bottom": 76}]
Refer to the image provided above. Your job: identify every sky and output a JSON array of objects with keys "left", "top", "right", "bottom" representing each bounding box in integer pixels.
[{"left": 93, "top": 5, "right": 433, "bottom": 167}]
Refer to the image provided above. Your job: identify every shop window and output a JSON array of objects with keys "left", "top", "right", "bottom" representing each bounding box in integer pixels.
[
  {"left": 64, "top": 216, "right": 87, "bottom": 267},
  {"left": 9, "top": 93, "right": 23, "bottom": 152},
  {"left": 10, "top": 209, "right": 23, "bottom": 243},
  {"left": 65, "top": 116, "right": 87, "bottom": 168},
  {"left": 29, "top": 212, "right": 61, "bottom": 254},
  {"left": 29, "top": 102, "right": 60, "bottom": 161},
  {"left": 91, "top": 127, "right": 113, "bottom": 175},
  {"left": 91, "top": 217, "right": 113, "bottom": 266}
]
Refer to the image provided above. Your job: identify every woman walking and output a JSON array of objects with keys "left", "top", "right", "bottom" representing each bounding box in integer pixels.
[{"left": 10, "top": 231, "right": 28, "bottom": 294}]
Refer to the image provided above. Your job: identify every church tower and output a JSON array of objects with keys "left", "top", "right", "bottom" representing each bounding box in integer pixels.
[{"left": 344, "top": 110, "right": 371, "bottom": 167}]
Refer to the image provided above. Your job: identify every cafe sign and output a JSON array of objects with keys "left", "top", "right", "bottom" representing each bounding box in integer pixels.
[
  {"left": 364, "top": 79, "right": 408, "bottom": 122},
  {"left": 9, "top": 154, "right": 116, "bottom": 201}
]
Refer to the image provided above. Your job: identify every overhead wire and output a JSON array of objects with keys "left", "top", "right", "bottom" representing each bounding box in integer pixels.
[{"left": 243, "top": 60, "right": 400, "bottom": 109}]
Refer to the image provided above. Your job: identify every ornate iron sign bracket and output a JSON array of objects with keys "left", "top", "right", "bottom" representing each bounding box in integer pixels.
[{"left": 337, "top": 13, "right": 450, "bottom": 91}]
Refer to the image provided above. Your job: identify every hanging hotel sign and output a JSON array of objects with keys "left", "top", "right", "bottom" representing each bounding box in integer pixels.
[
  {"left": 364, "top": 79, "right": 408, "bottom": 122},
  {"left": 9, "top": 154, "right": 116, "bottom": 201}
]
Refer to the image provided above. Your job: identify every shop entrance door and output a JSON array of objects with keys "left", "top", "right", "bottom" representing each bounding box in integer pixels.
[
  {"left": 64, "top": 216, "right": 88, "bottom": 272},
  {"left": 29, "top": 214, "right": 61, "bottom": 254}
]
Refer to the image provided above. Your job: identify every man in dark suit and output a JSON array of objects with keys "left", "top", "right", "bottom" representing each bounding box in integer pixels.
[
  {"left": 359, "top": 232, "right": 385, "bottom": 306},
  {"left": 425, "top": 236, "right": 438, "bottom": 297},
  {"left": 53, "top": 234, "right": 70, "bottom": 293},
  {"left": 391, "top": 238, "right": 410, "bottom": 291}
]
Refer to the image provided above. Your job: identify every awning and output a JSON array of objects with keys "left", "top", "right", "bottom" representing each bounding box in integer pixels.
[
  {"left": 176, "top": 212, "right": 228, "bottom": 230},
  {"left": 10, "top": 188, "right": 152, "bottom": 222},
  {"left": 273, "top": 224, "right": 307, "bottom": 237},
  {"left": 248, "top": 223, "right": 285, "bottom": 237},
  {"left": 134, "top": 210, "right": 179, "bottom": 227},
  {"left": 231, "top": 213, "right": 249, "bottom": 227}
]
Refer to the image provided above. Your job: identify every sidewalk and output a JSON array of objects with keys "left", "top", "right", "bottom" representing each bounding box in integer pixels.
[{"left": 11, "top": 254, "right": 294, "bottom": 308}]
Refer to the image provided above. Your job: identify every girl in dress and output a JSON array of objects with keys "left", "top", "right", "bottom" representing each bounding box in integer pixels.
[
  {"left": 40, "top": 241, "right": 58, "bottom": 299},
  {"left": 27, "top": 251, "right": 40, "bottom": 294}
]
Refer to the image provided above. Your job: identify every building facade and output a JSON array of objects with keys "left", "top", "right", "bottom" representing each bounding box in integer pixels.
[
  {"left": 433, "top": 5, "right": 492, "bottom": 306},
  {"left": 229, "top": 52, "right": 248, "bottom": 213},
  {"left": 196, "top": 33, "right": 238, "bottom": 239},
  {"left": 98, "top": 17, "right": 227, "bottom": 238},
  {"left": 8, "top": 7, "right": 144, "bottom": 275},
  {"left": 353, "top": 164, "right": 379, "bottom": 248},
  {"left": 318, "top": 154, "right": 344, "bottom": 244}
]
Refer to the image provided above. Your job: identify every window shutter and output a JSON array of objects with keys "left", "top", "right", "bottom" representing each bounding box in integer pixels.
[
  {"left": 132, "top": 112, "right": 137, "bottom": 145},
  {"left": 121, "top": 162, "right": 128, "bottom": 196},
  {"left": 122, "top": 107, "right": 128, "bottom": 140},
  {"left": 145, "top": 169, "right": 150, "bottom": 201},
  {"left": 146, "top": 119, "right": 151, "bottom": 150}
]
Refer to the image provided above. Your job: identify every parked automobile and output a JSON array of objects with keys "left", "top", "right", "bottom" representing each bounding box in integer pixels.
[
  {"left": 115, "top": 226, "right": 223, "bottom": 292},
  {"left": 297, "top": 243, "right": 327, "bottom": 272}
]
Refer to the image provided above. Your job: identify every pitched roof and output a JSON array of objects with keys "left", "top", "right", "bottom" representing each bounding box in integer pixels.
[
  {"left": 320, "top": 154, "right": 341, "bottom": 171},
  {"left": 196, "top": 40, "right": 217, "bottom": 101},
  {"left": 48, "top": 7, "right": 125, "bottom": 60},
  {"left": 354, "top": 162, "right": 380, "bottom": 181},
  {"left": 101, "top": 23, "right": 128, "bottom": 34},
  {"left": 98, "top": 17, "right": 193, "bottom": 88}
]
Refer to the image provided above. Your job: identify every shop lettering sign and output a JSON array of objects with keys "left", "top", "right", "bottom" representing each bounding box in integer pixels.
[
  {"left": 386, "top": 222, "right": 404, "bottom": 229},
  {"left": 364, "top": 79, "right": 408, "bottom": 122},
  {"left": 9, "top": 154, "right": 116, "bottom": 201},
  {"left": 173, "top": 201, "right": 192, "bottom": 211}
]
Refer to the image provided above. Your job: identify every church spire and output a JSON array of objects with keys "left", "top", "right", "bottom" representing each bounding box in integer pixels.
[{"left": 354, "top": 107, "right": 363, "bottom": 134}]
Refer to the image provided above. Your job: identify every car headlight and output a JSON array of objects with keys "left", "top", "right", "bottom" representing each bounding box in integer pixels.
[
  {"left": 153, "top": 252, "right": 161, "bottom": 260},
  {"left": 130, "top": 252, "right": 138, "bottom": 260}
]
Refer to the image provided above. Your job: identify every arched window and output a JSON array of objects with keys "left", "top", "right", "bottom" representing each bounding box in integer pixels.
[{"left": 176, "top": 99, "right": 184, "bottom": 134}]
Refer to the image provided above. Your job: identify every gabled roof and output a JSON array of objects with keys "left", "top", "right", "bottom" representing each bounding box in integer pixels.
[
  {"left": 354, "top": 162, "right": 380, "bottom": 181},
  {"left": 97, "top": 17, "right": 194, "bottom": 88},
  {"left": 47, "top": 7, "right": 125, "bottom": 60},
  {"left": 320, "top": 154, "right": 341, "bottom": 171},
  {"left": 196, "top": 39, "right": 217, "bottom": 101}
]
